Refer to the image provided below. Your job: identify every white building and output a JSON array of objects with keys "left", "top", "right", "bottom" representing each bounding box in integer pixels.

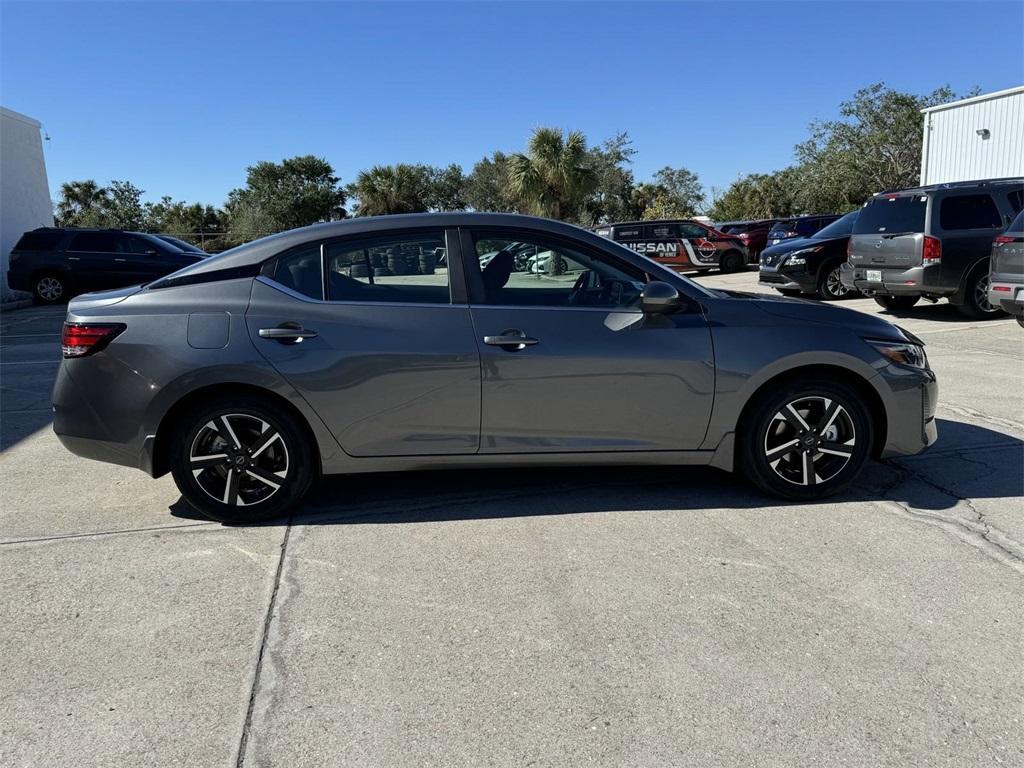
[
  {"left": 920, "top": 85, "right": 1024, "bottom": 186},
  {"left": 1, "top": 107, "right": 54, "bottom": 302}
]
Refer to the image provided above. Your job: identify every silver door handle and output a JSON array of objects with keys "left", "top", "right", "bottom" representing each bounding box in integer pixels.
[
  {"left": 259, "top": 326, "right": 318, "bottom": 342},
  {"left": 483, "top": 330, "right": 539, "bottom": 349}
]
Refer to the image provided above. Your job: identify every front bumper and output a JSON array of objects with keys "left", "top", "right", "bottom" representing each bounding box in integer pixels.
[
  {"left": 989, "top": 279, "right": 1024, "bottom": 317},
  {"left": 759, "top": 266, "right": 815, "bottom": 293},
  {"left": 877, "top": 365, "right": 939, "bottom": 458}
]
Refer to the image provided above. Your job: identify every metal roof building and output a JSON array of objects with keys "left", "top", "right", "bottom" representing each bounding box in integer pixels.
[{"left": 920, "top": 85, "right": 1024, "bottom": 186}]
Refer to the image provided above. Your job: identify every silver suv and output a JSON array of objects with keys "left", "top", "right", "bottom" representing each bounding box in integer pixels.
[
  {"left": 989, "top": 209, "right": 1024, "bottom": 327},
  {"left": 841, "top": 178, "right": 1023, "bottom": 318}
]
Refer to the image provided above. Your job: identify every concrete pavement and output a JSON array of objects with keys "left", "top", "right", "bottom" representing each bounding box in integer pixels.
[{"left": 1, "top": 276, "right": 1022, "bottom": 767}]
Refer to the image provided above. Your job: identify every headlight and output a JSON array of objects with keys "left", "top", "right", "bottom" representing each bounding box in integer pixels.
[
  {"left": 784, "top": 246, "right": 821, "bottom": 266},
  {"left": 865, "top": 339, "right": 928, "bottom": 369}
]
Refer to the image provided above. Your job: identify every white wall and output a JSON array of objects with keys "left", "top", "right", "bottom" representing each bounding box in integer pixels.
[
  {"left": 1, "top": 107, "right": 54, "bottom": 302},
  {"left": 920, "top": 86, "right": 1024, "bottom": 186}
]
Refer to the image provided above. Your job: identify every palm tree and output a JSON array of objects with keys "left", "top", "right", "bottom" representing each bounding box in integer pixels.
[
  {"left": 348, "top": 165, "right": 430, "bottom": 216},
  {"left": 506, "top": 128, "right": 597, "bottom": 222},
  {"left": 55, "top": 180, "right": 110, "bottom": 226}
]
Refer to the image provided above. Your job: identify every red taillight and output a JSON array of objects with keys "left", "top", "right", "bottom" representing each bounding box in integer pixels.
[
  {"left": 922, "top": 236, "right": 942, "bottom": 266},
  {"left": 994, "top": 235, "right": 1014, "bottom": 246},
  {"left": 61, "top": 323, "right": 125, "bottom": 358},
  {"left": 993, "top": 285, "right": 1011, "bottom": 292}
]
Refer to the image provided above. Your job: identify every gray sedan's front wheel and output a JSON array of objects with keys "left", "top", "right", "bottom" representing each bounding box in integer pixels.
[
  {"left": 170, "top": 396, "right": 315, "bottom": 523},
  {"left": 739, "top": 379, "right": 873, "bottom": 501}
]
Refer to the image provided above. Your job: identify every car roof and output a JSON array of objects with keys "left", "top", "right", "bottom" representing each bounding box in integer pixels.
[
  {"left": 603, "top": 218, "right": 700, "bottom": 228},
  {"left": 876, "top": 176, "right": 1024, "bottom": 197},
  {"left": 166, "top": 212, "right": 618, "bottom": 278}
]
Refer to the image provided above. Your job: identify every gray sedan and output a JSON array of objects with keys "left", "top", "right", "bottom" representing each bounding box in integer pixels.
[{"left": 53, "top": 213, "right": 938, "bottom": 523}]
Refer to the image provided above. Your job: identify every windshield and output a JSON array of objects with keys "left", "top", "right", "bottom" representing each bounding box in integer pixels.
[
  {"left": 813, "top": 210, "right": 858, "bottom": 239},
  {"left": 853, "top": 195, "right": 927, "bottom": 235}
]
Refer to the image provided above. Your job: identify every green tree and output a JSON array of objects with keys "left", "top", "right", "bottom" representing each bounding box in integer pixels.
[
  {"left": 226, "top": 155, "right": 345, "bottom": 235},
  {"left": 347, "top": 164, "right": 434, "bottom": 216},
  {"left": 104, "top": 180, "right": 147, "bottom": 230},
  {"left": 708, "top": 170, "right": 800, "bottom": 221},
  {"left": 795, "top": 82, "right": 975, "bottom": 212},
  {"left": 507, "top": 127, "right": 598, "bottom": 223},
  {"left": 466, "top": 152, "right": 516, "bottom": 212},
  {"left": 582, "top": 131, "right": 637, "bottom": 225},
  {"left": 55, "top": 180, "right": 110, "bottom": 227},
  {"left": 426, "top": 164, "right": 468, "bottom": 211},
  {"left": 145, "top": 196, "right": 226, "bottom": 248},
  {"left": 650, "top": 166, "right": 705, "bottom": 217}
]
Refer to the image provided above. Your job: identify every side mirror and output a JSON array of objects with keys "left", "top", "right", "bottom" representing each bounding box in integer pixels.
[{"left": 640, "top": 281, "right": 682, "bottom": 314}]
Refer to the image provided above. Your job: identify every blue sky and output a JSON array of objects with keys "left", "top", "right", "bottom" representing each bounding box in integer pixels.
[{"left": 2, "top": 1, "right": 1022, "bottom": 207}]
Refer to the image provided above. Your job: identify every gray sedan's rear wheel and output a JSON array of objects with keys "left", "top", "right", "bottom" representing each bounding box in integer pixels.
[
  {"left": 739, "top": 379, "right": 873, "bottom": 501},
  {"left": 170, "top": 396, "right": 314, "bottom": 523}
]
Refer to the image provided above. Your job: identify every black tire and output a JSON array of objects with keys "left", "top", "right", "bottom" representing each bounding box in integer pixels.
[
  {"left": 170, "top": 396, "right": 315, "bottom": 524},
  {"left": 873, "top": 295, "right": 919, "bottom": 312},
  {"left": 816, "top": 262, "right": 852, "bottom": 301},
  {"left": 719, "top": 250, "right": 744, "bottom": 274},
  {"left": 954, "top": 268, "right": 1005, "bottom": 320},
  {"left": 738, "top": 378, "right": 873, "bottom": 501},
  {"left": 33, "top": 272, "right": 69, "bottom": 305}
]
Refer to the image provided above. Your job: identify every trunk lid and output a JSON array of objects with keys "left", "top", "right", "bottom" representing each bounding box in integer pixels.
[{"left": 849, "top": 194, "right": 928, "bottom": 269}]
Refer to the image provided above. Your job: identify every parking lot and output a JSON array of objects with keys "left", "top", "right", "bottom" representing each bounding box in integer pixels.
[{"left": 1, "top": 270, "right": 1022, "bottom": 767}]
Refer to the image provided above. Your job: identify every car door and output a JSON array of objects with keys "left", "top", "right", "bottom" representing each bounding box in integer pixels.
[
  {"left": 934, "top": 192, "right": 1006, "bottom": 290},
  {"left": 245, "top": 228, "right": 482, "bottom": 457},
  {"left": 678, "top": 222, "right": 719, "bottom": 268},
  {"left": 461, "top": 227, "right": 715, "bottom": 453},
  {"left": 63, "top": 231, "right": 133, "bottom": 291}
]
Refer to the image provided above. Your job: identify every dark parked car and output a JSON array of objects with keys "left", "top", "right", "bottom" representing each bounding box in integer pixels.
[
  {"left": 768, "top": 215, "right": 843, "bottom": 247},
  {"left": 53, "top": 213, "right": 937, "bottom": 523},
  {"left": 717, "top": 219, "right": 780, "bottom": 260},
  {"left": 989, "top": 208, "right": 1024, "bottom": 327},
  {"left": 841, "top": 178, "right": 1024, "bottom": 318},
  {"left": 594, "top": 219, "right": 749, "bottom": 272},
  {"left": 156, "top": 234, "right": 208, "bottom": 254},
  {"left": 8, "top": 228, "right": 206, "bottom": 304},
  {"left": 758, "top": 211, "right": 859, "bottom": 300}
]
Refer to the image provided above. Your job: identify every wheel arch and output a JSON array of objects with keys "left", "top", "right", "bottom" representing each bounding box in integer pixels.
[
  {"left": 734, "top": 363, "right": 888, "bottom": 463},
  {"left": 952, "top": 256, "right": 990, "bottom": 305},
  {"left": 150, "top": 382, "right": 324, "bottom": 479}
]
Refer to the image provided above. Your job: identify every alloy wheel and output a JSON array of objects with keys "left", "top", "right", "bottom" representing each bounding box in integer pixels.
[
  {"left": 974, "top": 274, "right": 997, "bottom": 313},
  {"left": 37, "top": 276, "right": 63, "bottom": 301},
  {"left": 764, "top": 396, "right": 855, "bottom": 486},
  {"left": 189, "top": 414, "right": 289, "bottom": 506},
  {"left": 824, "top": 267, "right": 849, "bottom": 298}
]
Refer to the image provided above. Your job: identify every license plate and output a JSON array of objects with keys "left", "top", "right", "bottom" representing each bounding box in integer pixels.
[{"left": 866, "top": 270, "right": 882, "bottom": 282}]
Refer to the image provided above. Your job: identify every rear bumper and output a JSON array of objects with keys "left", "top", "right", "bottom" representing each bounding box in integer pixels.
[
  {"left": 989, "top": 279, "right": 1024, "bottom": 317},
  {"left": 840, "top": 263, "right": 946, "bottom": 297},
  {"left": 52, "top": 362, "right": 151, "bottom": 473}
]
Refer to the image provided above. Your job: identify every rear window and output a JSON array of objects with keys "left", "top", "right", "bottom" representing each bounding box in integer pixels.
[
  {"left": 14, "top": 231, "right": 63, "bottom": 251},
  {"left": 647, "top": 223, "right": 679, "bottom": 238},
  {"left": 939, "top": 194, "right": 1003, "bottom": 230},
  {"left": 813, "top": 211, "right": 858, "bottom": 239},
  {"left": 853, "top": 196, "right": 927, "bottom": 235}
]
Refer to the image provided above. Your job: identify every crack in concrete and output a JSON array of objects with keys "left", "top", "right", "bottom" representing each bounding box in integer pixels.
[
  {"left": 874, "top": 458, "right": 1024, "bottom": 574},
  {"left": 235, "top": 518, "right": 292, "bottom": 768},
  {"left": 0, "top": 521, "right": 216, "bottom": 546}
]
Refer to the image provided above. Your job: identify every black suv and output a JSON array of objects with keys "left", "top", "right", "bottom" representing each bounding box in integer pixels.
[
  {"left": 7, "top": 228, "right": 206, "bottom": 304},
  {"left": 767, "top": 214, "right": 843, "bottom": 246},
  {"left": 758, "top": 210, "right": 859, "bottom": 300},
  {"left": 841, "top": 178, "right": 1024, "bottom": 318}
]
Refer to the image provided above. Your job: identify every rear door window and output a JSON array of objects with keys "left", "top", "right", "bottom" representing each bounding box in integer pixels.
[
  {"left": 678, "top": 222, "right": 708, "bottom": 239},
  {"left": 14, "top": 231, "right": 63, "bottom": 251},
  {"left": 853, "top": 196, "right": 927, "bottom": 235},
  {"left": 939, "top": 194, "right": 1002, "bottom": 231},
  {"left": 68, "top": 232, "right": 127, "bottom": 252},
  {"left": 647, "top": 223, "right": 679, "bottom": 239},
  {"left": 612, "top": 226, "right": 642, "bottom": 241}
]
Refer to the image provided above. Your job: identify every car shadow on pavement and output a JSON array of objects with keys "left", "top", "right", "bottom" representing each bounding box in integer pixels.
[
  {"left": 873, "top": 301, "right": 1001, "bottom": 323},
  {"left": 169, "top": 418, "right": 1023, "bottom": 526}
]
